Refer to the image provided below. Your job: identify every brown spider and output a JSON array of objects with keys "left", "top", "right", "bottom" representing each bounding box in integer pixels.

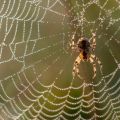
[{"left": 69, "top": 32, "right": 101, "bottom": 79}]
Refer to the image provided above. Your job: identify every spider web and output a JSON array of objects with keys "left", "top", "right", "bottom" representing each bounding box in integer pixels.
[{"left": 0, "top": 0, "right": 120, "bottom": 120}]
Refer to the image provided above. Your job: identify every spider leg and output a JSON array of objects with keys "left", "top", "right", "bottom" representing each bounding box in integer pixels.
[
  {"left": 90, "top": 33, "right": 96, "bottom": 51},
  {"left": 95, "top": 56, "right": 103, "bottom": 76},
  {"left": 89, "top": 54, "right": 97, "bottom": 79},
  {"left": 89, "top": 54, "right": 103, "bottom": 79},
  {"left": 92, "top": 33, "right": 96, "bottom": 49},
  {"left": 69, "top": 40, "right": 76, "bottom": 50},
  {"left": 69, "top": 31, "right": 77, "bottom": 49},
  {"left": 69, "top": 27, "right": 79, "bottom": 51},
  {"left": 72, "top": 55, "right": 82, "bottom": 79},
  {"left": 77, "top": 37, "right": 84, "bottom": 45}
]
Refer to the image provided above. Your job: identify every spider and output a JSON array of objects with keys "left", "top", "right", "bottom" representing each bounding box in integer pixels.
[{"left": 69, "top": 32, "right": 101, "bottom": 79}]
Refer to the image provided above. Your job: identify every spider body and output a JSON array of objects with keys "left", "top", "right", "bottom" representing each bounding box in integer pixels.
[
  {"left": 78, "top": 39, "right": 90, "bottom": 61},
  {"left": 69, "top": 32, "right": 102, "bottom": 79}
]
